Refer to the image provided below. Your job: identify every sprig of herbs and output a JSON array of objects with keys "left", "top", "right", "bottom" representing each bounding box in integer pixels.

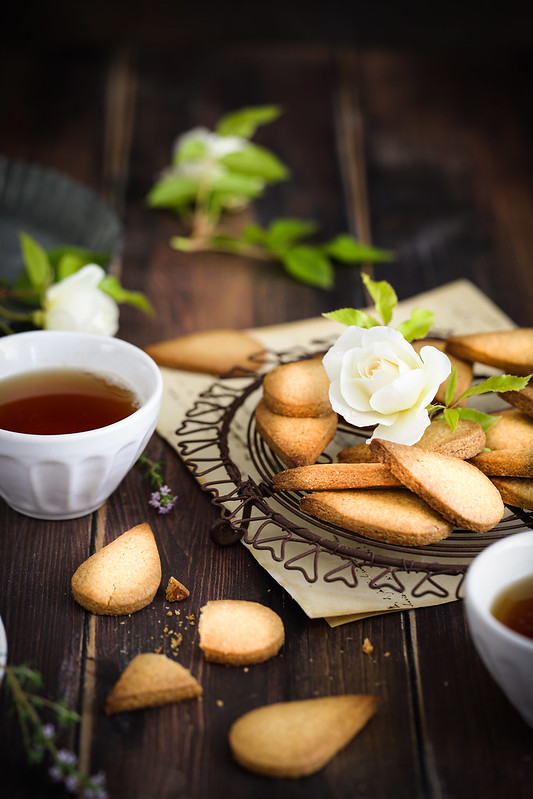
[
  {"left": 147, "top": 106, "right": 394, "bottom": 289},
  {"left": 3, "top": 664, "right": 108, "bottom": 798},
  {"left": 324, "top": 272, "right": 532, "bottom": 433},
  {"left": 137, "top": 452, "right": 178, "bottom": 514}
]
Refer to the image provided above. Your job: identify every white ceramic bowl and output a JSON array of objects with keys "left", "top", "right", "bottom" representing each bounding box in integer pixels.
[
  {"left": 0, "top": 330, "right": 162, "bottom": 520},
  {"left": 464, "top": 530, "right": 533, "bottom": 727}
]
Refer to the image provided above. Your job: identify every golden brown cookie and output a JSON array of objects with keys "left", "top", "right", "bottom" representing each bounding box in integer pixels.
[
  {"left": 273, "top": 463, "right": 400, "bottom": 491},
  {"left": 338, "top": 418, "right": 485, "bottom": 462},
  {"left": 485, "top": 409, "right": 533, "bottom": 450},
  {"left": 412, "top": 338, "right": 473, "bottom": 405},
  {"left": 229, "top": 694, "right": 377, "bottom": 778},
  {"left": 498, "top": 380, "right": 533, "bottom": 418},
  {"left": 445, "top": 329, "right": 533, "bottom": 376},
  {"left": 415, "top": 418, "right": 486, "bottom": 458},
  {"left": 490, "top": 477, "right": 533, "bottom": 510},
  {"left": 370, "top": 439, "right": 505, "bottom": 533},
  {"left": 165, "top": 576, "right": 190, "bottom": 602},
  {"left": 469, "top": 449, "right": 533, "bottom": 477},
  {"left": 337, "top": 443, "right": 378, "bottom": 463},
  {"left": 262, "top": 356, "right": 332, "bottom": 417},
  {"left": 255, "top": 399, "right": 337, "bottom": 467},
  {"left": 71, "top": 523, "right": 161, "bottom": 615},
  {"left": 198, "top": 600, "right": 284, "bottom": 666},
  {"left": 104, "top": 653, "right": 202, "bottom": 715},
  {"left": 145, "top": 329, "right": 265, "bottom": 375},
  {"left": 300, "top": 489, "right": 453, "bottom": 546}
]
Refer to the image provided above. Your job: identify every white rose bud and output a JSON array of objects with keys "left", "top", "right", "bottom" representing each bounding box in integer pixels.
[
  {"left": 43, "top": 264, "right": 119, "bottom": 336},
  {"left": 323, "top": 325, "right": 451, "bottom": 445}
]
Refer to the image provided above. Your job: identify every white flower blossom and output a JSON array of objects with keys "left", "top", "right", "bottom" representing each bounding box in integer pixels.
[
  {"left": 171, "top": 126, "right": 249, "bottom": 182},
  {"left": 323, "top": 325, "right": 451, "bottom": 445},
  {"left": 42, "top": 265, "right": 119, "bottom": 336}
]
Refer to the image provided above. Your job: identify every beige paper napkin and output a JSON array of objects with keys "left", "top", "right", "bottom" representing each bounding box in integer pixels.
[{"left": 156, "top": 280, "right": 518, "bottom": 624}]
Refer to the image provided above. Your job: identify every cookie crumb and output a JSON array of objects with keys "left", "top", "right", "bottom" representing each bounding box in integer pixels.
[
  {"left": 216, "top": 699, "right": 224, "bottom": 708},
  {"left": 166, "top": 576, "right": 190, "bottom": 602},
  {"left": 362, "top": 637, "right": 374, "bottom": 655}
]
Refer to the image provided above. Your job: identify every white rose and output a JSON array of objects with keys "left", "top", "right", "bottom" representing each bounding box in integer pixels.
[
  {"left": 172, "top": 126, "right": 249, "bottom": 182},
  {"left": 43, "top": 264, "right": 119, "bottom": 336},
  {"left": 323, "top": 325, "right": 451, "bottom": 445}
]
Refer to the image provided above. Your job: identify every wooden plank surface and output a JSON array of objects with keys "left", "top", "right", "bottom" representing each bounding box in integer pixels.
[{"left": 1, "top": 28, "right": 533, "bottom": 799}]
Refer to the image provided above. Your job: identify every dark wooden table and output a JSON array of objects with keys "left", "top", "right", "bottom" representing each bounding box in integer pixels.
[{"left": 1, "top": 9, "right": 533, "bottom": 798}]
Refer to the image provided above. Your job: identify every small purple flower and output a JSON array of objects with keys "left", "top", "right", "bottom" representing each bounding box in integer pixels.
[
  {"left": 149, "top": 486, "right": 178, "bottom": 514},
  {"left": 56, "top": 749, "right": 78, "bottom": 766},
  {"left": 41, "top": 723, "right": 56, "bottom": 740},
  {"left": 65, "top": 773, "right": 80, "bottom": 792}
]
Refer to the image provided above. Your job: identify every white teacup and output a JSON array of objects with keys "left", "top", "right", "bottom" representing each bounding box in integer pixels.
[
  {"left": 0, "top": 330, "right": 162, "bottom": 520},
  {"left": 464, "top": 530, "right": 533, "bottom": 727}
]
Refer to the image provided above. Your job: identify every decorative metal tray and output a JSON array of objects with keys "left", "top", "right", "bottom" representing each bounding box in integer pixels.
[{"left": 176, "top": 345, "right": 533, "bottom": 601}]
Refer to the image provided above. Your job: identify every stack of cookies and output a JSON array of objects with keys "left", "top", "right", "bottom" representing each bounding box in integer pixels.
[{"left": 256, "top": 328, "right": 533, "bottom": 547}]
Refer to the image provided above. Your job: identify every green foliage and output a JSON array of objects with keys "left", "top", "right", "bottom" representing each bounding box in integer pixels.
[{"left": 148, "top": 106, "right": 394, "bottom": 288}]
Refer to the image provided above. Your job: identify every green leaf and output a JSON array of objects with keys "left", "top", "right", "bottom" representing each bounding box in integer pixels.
[
  {"left": 324, "top": 234, "right": 394, "bottom": 264},
  {"left": 242, "top": 223, "right": 270, "bottom": 244},
  {"left": 361, "top": 272, "right": 397, "bottom": 325},
  {"left": 265, "top": 218, "right": 318, "bottom": 255},
  {"left": 98, "top": 275, "right": 154, "bottom": 315},
  {"left": 211, "top": 171, "right": 264, "bottom": 198},
  {"left": 457, "top": 374, "right": 532, "bottom": 403},
  {"left": 443, "top": 407, "right": 460, "bottom": 432},
  {"left": 174, "top": 137, "right": 208, "bottom": 165},
  {"left": 47, "top": 245, "right": 110, "bottom": 270},
  {"left": 322, "top": 308, "right": 381, "bottom": 327},
  {"left": 19, "top": 232, "right": 53, "bottom": 291},
  {"left": 456, "top": 407, "right": 501, "bottom": 433},
  {"left": 146, "top": 175, "right": 198, "bottom": 208},
  {"left": 397, "top": 308, "right": 435, "bottom": 342},
  {"left": 215, "top": 105, "right": 282, "bottom": 138},
  {"left": 170, "top": 236, "right": 194, "bottom": 252},
  {"left": 220, "top": 144, "right": 289, "bottom": 182},
  {"left": 444, "top": 364, "right": 458, "bottom": 407},
  {"left": 56, "top": 253, "right": 87, "bottom": 281},
  {"left": 281, "top": 245, "right": 333, "bottom": 288}
]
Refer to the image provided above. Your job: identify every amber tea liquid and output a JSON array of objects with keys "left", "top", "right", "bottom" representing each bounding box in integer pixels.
[
  {"left": 0, "top": 368, "right": 139, "bottom": 434},
  {"left": 491, "top": 575, "right": 533, "bottom": 641}
]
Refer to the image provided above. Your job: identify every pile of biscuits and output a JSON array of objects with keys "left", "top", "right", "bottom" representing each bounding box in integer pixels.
[{"left": 257, "top": 328, "right": 533, "bottom": 547}]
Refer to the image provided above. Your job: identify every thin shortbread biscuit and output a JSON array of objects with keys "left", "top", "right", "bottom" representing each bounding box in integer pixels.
[
  {"left": 229, "top": 694, "right": 377, "bottom": 778},
  {"left": 337, "top": 418, "right": 485, "bottom": 463},
  {"left": 485, "top": 409, "right": 533, "bottom": 450},
  {"left": 490, "top": 477, "right": 533, "bottom": 510},
  {"left": 370, "top": 439, "right": 504, "bottom": 532},
  {"left": 497, "top": 381, "right": 533, "bottom": 418},
  {"left": 262, "top": 357, "right": 332, "bottom": 417},
  {"left": 71, "top": 523, "right": 161, "bottom": 615},
  {"left": 104, "top": 653, "right": 202, "bottom": 715},
  {"left": 145, "top": 329, "right": 265, "bottom": 375},
  {"left": 300, "top": 489, "right": 453, "bottom": 546},
  {"left": 445, "top": 328, "right": 533, "bottom": 376},
  {"left": 198, "top": 600, "right": 284, "bottom": 665},
  {"left": 412, "top": 338, "right": 473, "bottom": 405},
  {"left": 273, "top": 463, "right": 400, "bottom": 491},
  {"left": 255, "top": 399, "right": 337, "bottom": 467},
  {"left": 469, "top": 449, "right": 533, "bottom": 477}
]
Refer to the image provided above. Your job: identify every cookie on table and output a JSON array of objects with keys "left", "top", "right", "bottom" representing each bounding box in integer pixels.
[
  {"left": 300, "top": 489, "right": 453, "bottom": 546},
  {"left": 469, "top": 449, "right": 533, "bottom": 477},
  {"left": 229, "top": 694, "right": 377, "bottom": 779},
  {"left": 262, "top": 356, "right": 332, "bottom": 417},
  {"left": 145, "top": 329, "right": 265, "bottom": 375},
  {"left": 445, "top": 328, "right": 533, "bottom": 376},
  {"left": 273, "top": 462, "right": 400, "bottom": 491},
  {"left": 71, "top": 523, "right": 161, "bottom": 615},
  {"left": 337, "top": 418, "right": 485, "bottom": 463},
  {"left": 490, "top": 477, "right": 533, "bottom": 510},
  {"left": 412, "top": 338, "right": 473, "bottom": 405},
  {"left": 104, "top": 653, "right": 202, "bottom": 715},
  {"left": 165, "top": 576, "right": 190, "bottom": 602},
  {"left": 370, "top": 439, "right": 505, "bottom": 532},
  {"left": 485, "top": 409, "right": 533, "bottom": 450},
  {"left": 198, "top": 600, "right": 284, "bottom": 666},
  {"left": 498, "top": 379, "right": 533, "bottom": 418},
  {"left": 255, "top": 399, "right": 337, "bottom": 467}
]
